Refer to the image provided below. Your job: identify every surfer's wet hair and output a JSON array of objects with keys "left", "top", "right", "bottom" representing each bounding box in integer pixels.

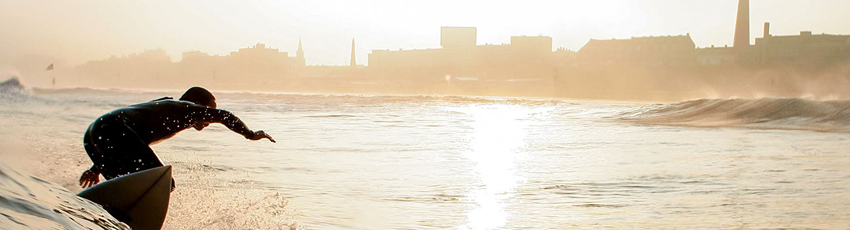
[{"left": 179, "top": 87, "right": 216, "bottom": 108}]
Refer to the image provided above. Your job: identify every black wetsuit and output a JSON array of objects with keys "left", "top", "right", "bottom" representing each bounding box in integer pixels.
[{"left": 83, "top": 99, "right": 256, "bottom": 179}]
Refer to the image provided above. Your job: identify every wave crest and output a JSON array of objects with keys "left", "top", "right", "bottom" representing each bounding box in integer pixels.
[
  {"left": 0, "top": 77, "right": 25, "bottom": 92},
  {"left": 0, "top": 77, "right": 32, "bottom": 102},
  {"left": 622, "top": 98, "right": 850, "bottom": 132}
]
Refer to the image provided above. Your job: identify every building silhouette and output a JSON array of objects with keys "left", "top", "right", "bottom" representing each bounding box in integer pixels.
[
  {"left": 440, "top": 27, "right": 477, "bottom": 49},
  {"left": 76, "top": 42, "right": 312, "bottom": 89},
  {"left": 696, "top": 45, "right": 735, "bottom": 66},
  {"left": 578, "top": 35, "right": 696, "bottom": 67},
  {"left": 697, "top": 0, "right": 850, "bottom": 66},
  {"left": 572, "top": 0, "right": 847, "bottom": 68},
  {"left": 754, "top": 30, "right": 850, "bottom": 65},
  {"left": 368, "top": 27, "right": 554, "bottom": 81}
]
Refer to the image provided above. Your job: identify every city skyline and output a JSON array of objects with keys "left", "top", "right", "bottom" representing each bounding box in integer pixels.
[
  {"left": 2, "top": 0, "right": 850, "bottom": 68},
  {"left": 6, "top": 0, "right": 849, "bottom": 102}
]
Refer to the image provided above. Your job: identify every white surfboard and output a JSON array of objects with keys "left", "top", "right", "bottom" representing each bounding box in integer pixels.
[{"left": 78, "top": 165, "right": 172, "bottom": 230}]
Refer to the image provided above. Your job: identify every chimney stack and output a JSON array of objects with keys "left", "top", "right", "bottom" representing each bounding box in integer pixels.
[
  {"left": 763, "top": 22, "right": 770, "bottom": 38},
  {"left": 733, "top": 0, "right": 750, "bottom": 48}
]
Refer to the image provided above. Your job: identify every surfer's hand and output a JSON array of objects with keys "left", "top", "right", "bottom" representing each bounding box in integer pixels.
[
  {"left": 171, "top": 179, "right": 176, "bottom": 192},
  {"left": 250, "top": 130, "right": 276, "bottom": 143},
  {"left": 79, "top": 170, "right": 100, "bottom": 188}
]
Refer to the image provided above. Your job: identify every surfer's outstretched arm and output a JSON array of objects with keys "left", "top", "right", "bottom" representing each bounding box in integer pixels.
[{"left": 192, "top": 107, "right": 276, "bottom": 143}]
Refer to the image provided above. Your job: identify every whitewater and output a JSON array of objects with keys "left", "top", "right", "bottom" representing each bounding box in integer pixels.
[{"left": 1, "top": 77, "right": 849, "bottom": 230}]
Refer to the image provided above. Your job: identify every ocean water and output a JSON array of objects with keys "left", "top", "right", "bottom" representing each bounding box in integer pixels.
[{"left": 1, "top": 78, "right": 850, "bottom": 229}]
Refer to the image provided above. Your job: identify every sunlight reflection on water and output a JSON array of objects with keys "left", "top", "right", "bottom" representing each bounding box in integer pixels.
[{"left": 459, "top": 104, "right": 530, "bottom": 230}]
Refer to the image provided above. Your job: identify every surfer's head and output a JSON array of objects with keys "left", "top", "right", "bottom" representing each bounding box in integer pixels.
[
  {"left": 179, "top": 86, "right": 217, "bottom": 108},
  {"left": 180, "top": 87, "right": 216, "bottom": 131}
]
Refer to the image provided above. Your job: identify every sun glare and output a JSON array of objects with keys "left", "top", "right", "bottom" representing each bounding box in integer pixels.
[{"left": 458, "top": 104, "right": 531, "bottom": 230}]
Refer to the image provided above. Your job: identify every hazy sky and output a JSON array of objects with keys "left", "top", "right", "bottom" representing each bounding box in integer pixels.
[{"left": 2, "top": 0, "right": 849, "bottom": 67}]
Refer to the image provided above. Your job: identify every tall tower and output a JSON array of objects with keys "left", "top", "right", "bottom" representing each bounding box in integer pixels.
[
  {"left": 733, "top": 0, "right": 750, "bottom": 48},
  {"left": 295, "top": 38, "right": 305, "bottom": 66},
  {"left": 350, "top": 38, "right": 356, "bottom": 67}
]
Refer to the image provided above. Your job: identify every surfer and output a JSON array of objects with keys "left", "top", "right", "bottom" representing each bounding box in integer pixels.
[{"left": 78, "top": 87, "right": 275, "bottom": 190}]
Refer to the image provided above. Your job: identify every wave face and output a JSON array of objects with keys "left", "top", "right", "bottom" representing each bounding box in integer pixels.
[
  {"left": 0, "top": 162, "right": 129, "bottom": 230},
  {"left": 0, "top": 77, "right": 25, "bottom": 93},
  {"left": 0, "top": 77, "right": 24, "bottom": 90},
  {"left": 622, "top": 98, "right": 850, "bottom": 131},
  {"left": 0, "top": 77, "right": 33, "bottom": 103}
]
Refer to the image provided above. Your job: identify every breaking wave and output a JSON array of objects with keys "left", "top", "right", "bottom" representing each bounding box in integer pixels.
[
  {"left": 0, "top": 77, "right": 33, "bottom": 103},
  {"left": 621, "top": 98, "right": 850, "bottom": 132},
  {"left": 1, "top": 77, "right": 25, "bottom": 94},
  {"left": 0, "top": 77, "right": 24, "bottom": 91}
]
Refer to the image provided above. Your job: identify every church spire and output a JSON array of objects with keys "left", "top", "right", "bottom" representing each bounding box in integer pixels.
[
  {"left": 296, "top": 38, "right": 305, "bottom": 66},
  {"left": 350, "top": 38, "right": 356, "bottom": 67}
]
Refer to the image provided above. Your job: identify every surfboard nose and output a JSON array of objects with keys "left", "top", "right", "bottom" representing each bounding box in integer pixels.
[
  {"left": 78, "top": 165, "right": 174, "bottom": 230},
  {"left": 148, "top": 165, "right": 171, "bottom": 175}
]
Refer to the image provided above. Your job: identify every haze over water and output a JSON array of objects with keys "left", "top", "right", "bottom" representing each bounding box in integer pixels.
[
  {"left": 3, "top": 0, "right": 850, "bottom": 229},
  {"left": 2, "top": 83, "right": 849, "bottom": 229}
]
